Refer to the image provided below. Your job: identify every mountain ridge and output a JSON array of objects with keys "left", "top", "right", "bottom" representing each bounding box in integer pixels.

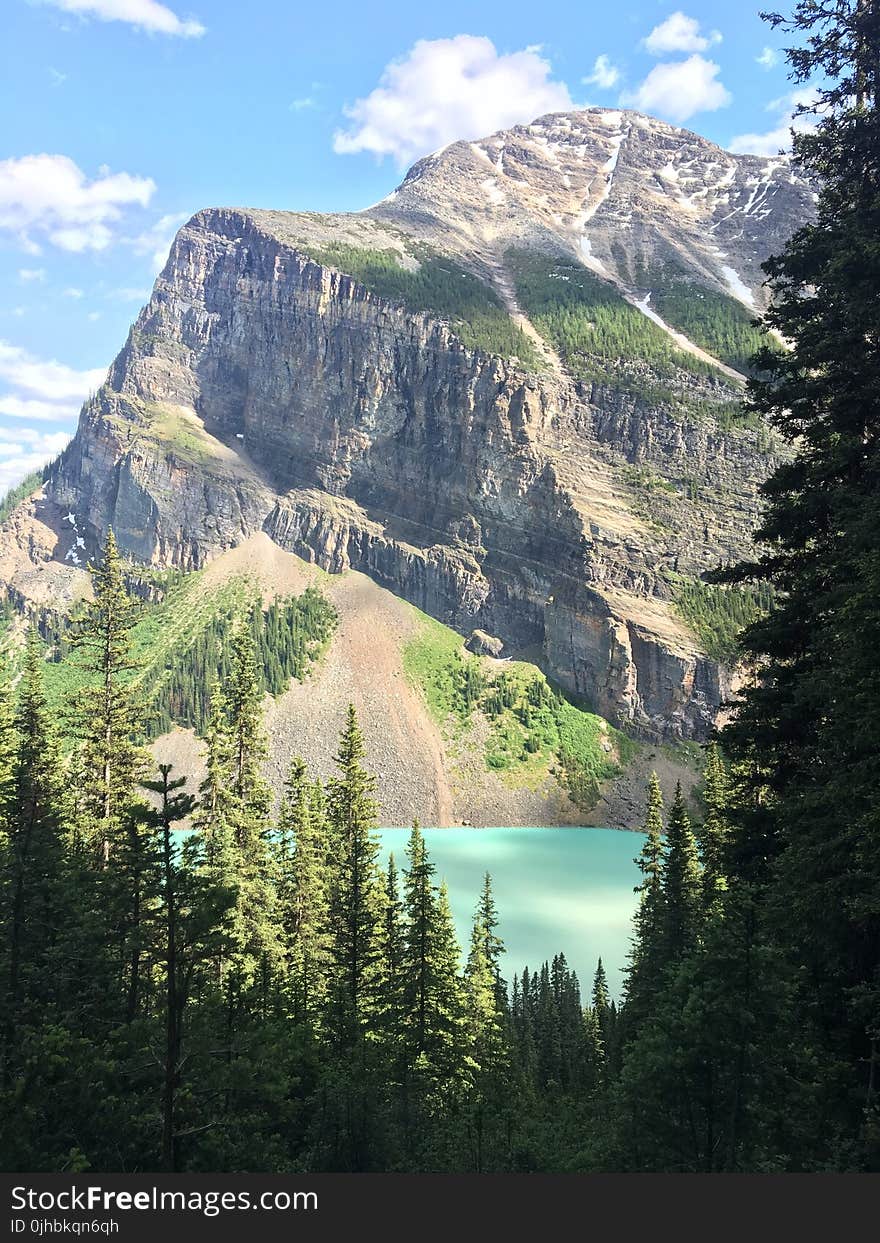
[{"left": 0, "top": 106, "right": 812, "bottom": 742}]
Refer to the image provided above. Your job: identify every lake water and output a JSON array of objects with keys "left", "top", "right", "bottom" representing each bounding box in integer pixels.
[{"left": 377, "top": 827, "right": 643, "bottom": 999}]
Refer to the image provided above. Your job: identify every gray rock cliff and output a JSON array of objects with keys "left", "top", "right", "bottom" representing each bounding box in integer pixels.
[{"left": 2, "top": 108, "right": 814, "bottom": 739}]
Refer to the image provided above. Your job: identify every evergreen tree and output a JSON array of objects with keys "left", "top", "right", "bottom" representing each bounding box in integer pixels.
[
  {"left": 197, "top": 630, "right": 280, "bottom": 997},
  {"left": 0, "top": 632, "right": 66, "bottom": 1082},
  {"left": 68, "top": 529, "right": 144, "bottom": 865},
  {"left": 716, "top": 0, "right": 880, "bottom": 1162},
  {"left": 697, "top": 742, "right": 729, "bottom": 909},
  {"left": 624, "top": 773, "right": 666, "bottom": 1020},
  {"left": 140, "top": 765, "right": 194, "bottom": 1170},
  {"left": 591, "top": 957, "right": 613, "bottom": 1062},
  {"left": 277, "top": 755, "right": 330, "bottom": 1027},
  {"left": 591, "top": 957, "right": 610, "bottom": 1016},
  {"left": 475, "top": 872, "right": 506, "bottom": 1007},
  {"left": 660, "top": 783, "right": 702, "bottom": 965},
  {"left": 0, "top": 670, "right": 17, "bottom": 839},
  {"left": 374, "top": 854, "right": 407, "bottom": 1047},
  {"left": 325, "top": 705, "right": 382, "bottom": 1043}
]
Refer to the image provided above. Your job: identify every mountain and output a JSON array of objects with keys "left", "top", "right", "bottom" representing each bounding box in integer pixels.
[{"left": 0, "top": 107, "right": 814, "bottom": 745}]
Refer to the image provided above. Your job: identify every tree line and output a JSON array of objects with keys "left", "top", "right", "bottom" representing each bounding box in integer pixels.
[{"left": 0, "top": 530, "right": 771, "bottom": 1172}]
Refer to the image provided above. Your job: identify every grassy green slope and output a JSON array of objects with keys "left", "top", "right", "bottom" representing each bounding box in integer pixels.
[
  {"left": 403, "top": 610, "right": 635, "bottom": 812},
  {"left": 670, "top": 575, "right": 774, "bottom": 664},
  {"left": 299, "top": 241, "right": 541, "bottom": 367},
  {"left": 645, "top": 278, "right": 776, "bottom": 376},
  {"left": 506, "top": 248, "right": 740, "bottom": 396},
  {"left": 42, "top": 568, "right": 337, "bottom": 739}
]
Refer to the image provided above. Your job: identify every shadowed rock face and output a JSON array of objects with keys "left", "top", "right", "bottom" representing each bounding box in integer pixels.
[{"left": 6, "top": 108, "right": 814, "bottom": 739}]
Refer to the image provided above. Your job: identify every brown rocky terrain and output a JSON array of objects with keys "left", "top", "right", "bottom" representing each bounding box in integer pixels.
[{"left": 147, "top": 534, "right": 697, "bottom": 828}]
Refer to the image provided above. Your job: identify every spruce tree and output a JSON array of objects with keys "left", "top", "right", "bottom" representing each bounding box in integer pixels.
[
  {"left": 697, "top": 742, "right": 729, "bottom": 910},
  {"left": 325, "top": 705, "right": 382, "bottom": 1042},
  {"left": 277, "top": 755, "right": 330, "bottom": 1027},
  {"left": 475, "top": 872, "right": 506, "bottom": 1007},
  {"left": 717, "top": 0, "right": 880, "bottom": 1160},
  {"left": 624, "top": 773, "right": 666, "bottom": 1019},
  {"left": 0, "top": 671, "right": 17, "bottom": 840},
  {"left": 68, "top": 529, "right": 144, "bottom": 865},
  {"left": 140, "top": 764, "right": 194, "bottom": 1170},
  {"left": 0, "top": 632, "right": 66, "bottom": 1082},
  {"left": 660, "top": 783, "right": 702, "bottom": 965},
  {"left": 197, "top": 629, "right": 280, "bottom": 997},
  {"left": 463, "top": 891, "right": 510, "bottom": 1173},
  {"left": 401, "top": 826, "right": 466, "bottom": 1124}
]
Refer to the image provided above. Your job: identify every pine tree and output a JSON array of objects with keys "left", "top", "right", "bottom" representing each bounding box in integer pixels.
[
  {"left": 68, "top": 529, "right": 144, "bottom": 865},
  {"left": 428, "top": 881, "right": 467, "bottom": 1086},
  {"left": 374, "top": 854, "right": 406, "bottom": 1047},
  {"left": 0, "top": 632, "right": 66, "bottom": 1083},
  {"left": 277, "top": 755, "right": 330, "bottom": 1027},
  {"left": 195, "top": 685, "right": 235, "bottom": 871},
  {"left": 660, "top": 783, "right": 702, "bottom": 965},
  {"left": 624, "top": 773, "right": 666, "bottom": 1020},
  {"left": 716, "top": 0, "right": 880, "bottom": 1162},
  {"left": 196, "top": 630, "right": 280, "bottom": 997},
  {"left": 400, "top": 825, "right": 466, "bottom": 1130},
  {"left": 475, "top": 872, "right": 506, "bottom": 1006},
  {"left": 0, "top": 670, "right": 17, "bottom": 841},
  {"left": 140, "top": 764, "right": 194, "bottom": 1170},
  {"left": 325, "top": 705, "right": 382, "bottom": 1043},
  {"left": 592, "top": 957, "right": 610, "bottom": 1016},
  {"left": 144, "top": 764, "right": 234, "bottom": 1170},
  {"left": 697, "top": 742, "right": 729, "bottom": 909},
  {"left": 402, "top": 823, "right": 436, "bottom": 1060},
  {"left": 463, "top": 886, "right": 510, "bottom": 1173}
]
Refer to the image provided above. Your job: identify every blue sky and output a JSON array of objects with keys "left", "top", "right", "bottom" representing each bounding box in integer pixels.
[{"left": 0, "top": 0, "right": 805, "bottom": 493}]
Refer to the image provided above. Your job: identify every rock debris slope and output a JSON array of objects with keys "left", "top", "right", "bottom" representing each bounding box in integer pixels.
[{"left": 0, "top": 108, "right": 814, "bottom": 739}]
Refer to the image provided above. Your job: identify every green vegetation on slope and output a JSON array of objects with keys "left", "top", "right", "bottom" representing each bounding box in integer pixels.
[
  {"left": 643, "top": 275, "right": 776, "bottom": 376},
  {"left": 300, "top": 241, "right": 541, "bottom": 367},
  {"left": 43, "top": 570, "right": 337, "bottom": 739},
  {"left": 506, "top": 248, "right": 738, "bottom": 402},
  {"left": 671, "top": 575, "right": 774, "bottom": 664},
  {"left": 403, "top": 611, "right": 633, "bottom": 810}
]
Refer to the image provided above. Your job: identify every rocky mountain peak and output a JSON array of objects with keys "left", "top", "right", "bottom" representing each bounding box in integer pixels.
[{"left": 371, "top": 106, "right": 815, "bottom": 313}]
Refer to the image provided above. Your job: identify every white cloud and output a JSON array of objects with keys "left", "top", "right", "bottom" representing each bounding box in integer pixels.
[
  {"left": 130, "top": 210, "right": 188, "bottom": 270},
  {"left": 0, "top": 153, "right": 155, "bottom": 253},
  {"left": 290, "top": 97, "right": 317, "bottom": 112},
  {"left": 729, "top": 87, "right": 819, "bottom": 156},
  {"left": 644, "top": 12, "right": 722, "bottom": 55},
  {"left": 333, "top": 35, "right": 573, "bottom": 166},
  {"left": 0, "top": 341, "right": 104, "bottom": 491},
  {"left": 0, "top": 340, "right": 108, "bottom": 491},
  {"left": 18, "top": 267, "right": 47, "bottom": 282},
  {"left": 49, "top": 67, "right": 67, "bottom": 86},
  {"left": 40, "top": 0, "right": 205, "bottom": 38},
  {"left": 0, "top": 395, "right": 82, "bottom": 421},
  {"left": 63, "top": 286, "right": 85, "bottom": 298},
  {"left": 0, "top": 428, "right": 70, "bottom": 455},
  {"left": 584, "top": 55, "right": 620, "bottom": 91},
  {"left": 756, "top": 47, "right": 779, "bottom": 70},
  {"left": 87, "top": 311, "right": 102, "bottom": 321},
  {"left": 620, "top": 54, "right": 731, "bottom": 123},
  {"left": 0, "top": 339, "right": 106, "bottom": 404},
  {"left": 0, "top": 438, "right": 72, "bottom": 492}
]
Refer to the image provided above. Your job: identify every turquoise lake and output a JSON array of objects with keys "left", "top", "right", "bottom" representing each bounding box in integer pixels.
[{"left": 377, "top": 827, "right": 643, "bottom": 999}]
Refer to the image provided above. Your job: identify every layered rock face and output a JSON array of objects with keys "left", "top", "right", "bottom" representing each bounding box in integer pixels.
[{"left": 6, "top": 108, "right": 815, "bottom": 738}]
